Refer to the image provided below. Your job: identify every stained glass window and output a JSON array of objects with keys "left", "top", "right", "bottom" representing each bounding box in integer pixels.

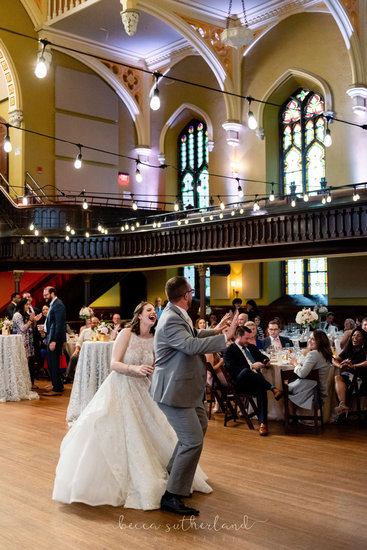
[
  {"left": 286, "top": 257, "right": 327, "bottom": 296},
  {"left": 280, "top": 89, "right": 326, "bottom": 195},
  {"left": 178, "top": 120, "right": 209, "bottom": 209},
  {"left": 183, "top": 266, "right": 211, "bottom": 300}
]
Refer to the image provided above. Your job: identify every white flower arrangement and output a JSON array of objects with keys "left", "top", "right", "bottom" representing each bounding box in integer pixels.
[
  {"left": 0, "top": 317, "right": 13, "bottom": 334},
  {"left": 79, "top": 306, "right": 94, "bottom": 319},
  {"left": 316, "top": 305, "right": 328, "bottom": 317},
  {"left": 295, "top": 308, "right": 319, "bottom": 328},
  {"left": 96, "top": 321, "right": 113, "bottom": 336}
]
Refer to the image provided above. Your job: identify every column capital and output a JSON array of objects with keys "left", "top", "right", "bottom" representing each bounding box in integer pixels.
[
  {"left": 222, "top": 121, "right": 244, "bottom": 147},
  {"left": 12, "top": 270, "right": 24, "bottom": 283},
  {"left": 346, "top": 86, "right": 367, "bottom": 114},
  {"left": 196, "top": 264, "right": 209, "bottom": 277}
]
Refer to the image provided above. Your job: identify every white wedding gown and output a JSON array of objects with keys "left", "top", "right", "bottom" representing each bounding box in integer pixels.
[{"left": 53, "top": 332, "right": 212, "bottom": 509}]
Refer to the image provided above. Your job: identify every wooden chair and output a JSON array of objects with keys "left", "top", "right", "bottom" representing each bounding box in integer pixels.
[
  {"left": 281, "top": 369, "right": 324, "bottom": 433},
  {"left": 206, "top": 362, "right": 228, "bottom": 419},
  {"left": 219, "top": 364, "right": 259, "bottom": 430}
]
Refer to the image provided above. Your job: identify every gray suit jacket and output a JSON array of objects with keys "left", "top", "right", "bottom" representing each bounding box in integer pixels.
[{"left": 151, "top": 301, "right": 226, "bottom": 408}]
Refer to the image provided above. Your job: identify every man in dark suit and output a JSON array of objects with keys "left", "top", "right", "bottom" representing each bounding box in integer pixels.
[
  {"left": 43, "top": 286, "right": 66, "bottom": 395},
  {"left": 6, "top": 292, "right": 20, "bottom": 320},
  {"left": 223, "top": 326, "right": 283, "bottom": 436},
  {"left": 320, "top": 312, "right": 338, "bottom": 333},
  {"left": 262, "top": 319, "right": 293, "bottom": 351}
]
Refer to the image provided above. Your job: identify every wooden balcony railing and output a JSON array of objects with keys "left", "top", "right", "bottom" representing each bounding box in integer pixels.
[{"left": 1, "top": 201, "right": 367, "bottom": 270}]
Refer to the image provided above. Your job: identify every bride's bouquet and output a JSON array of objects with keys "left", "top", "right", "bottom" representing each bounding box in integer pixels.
[
  {"left": 295, "top": 308, "right": 319, "bottom": 329},
  {"left": 79, "top": 306, "right": 94, "bottom": 320}
]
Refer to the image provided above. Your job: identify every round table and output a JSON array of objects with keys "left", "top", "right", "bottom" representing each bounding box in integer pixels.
[
  {"left": 66, "top": 340, "right": 114, "bottom": 424},
  {"left": 0, "top": 335, "right": 39, "bottom": 402}
]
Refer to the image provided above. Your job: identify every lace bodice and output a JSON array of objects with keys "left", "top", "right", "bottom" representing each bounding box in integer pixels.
[{"left": 122, "top": 332, "right": 154, "bottom": 367}]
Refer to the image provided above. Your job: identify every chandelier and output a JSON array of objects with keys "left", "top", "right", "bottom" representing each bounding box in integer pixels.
[{"left": 221, "top": 0, "right": 254, "bottom": 48}]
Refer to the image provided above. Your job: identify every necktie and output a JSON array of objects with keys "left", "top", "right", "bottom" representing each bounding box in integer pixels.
[{"left": 243, "top": 347, "right": 255, "bottom": 364}]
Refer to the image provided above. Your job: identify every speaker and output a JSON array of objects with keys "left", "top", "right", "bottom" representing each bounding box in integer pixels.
[{"left": 210, "top": 265, "right": 231, "bottom": 277}]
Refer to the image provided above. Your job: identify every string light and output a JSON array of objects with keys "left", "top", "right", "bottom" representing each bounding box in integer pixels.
[
  {"left": 209, "top": 214, "right": 214, "bottom": 221},
  {"left": 70, "top": 229, "right": 75, "bottom": 235},
  {"left": 34, "top": 229, "right": 39, "bottom": 236},
  {"left": 247, "top": 98, "right": 258, "bottom": 130},
  {"left": 200, "top": 216, "right": 205, "bottom": 222},
  {"left": 35, "top": 40, "right": 51, "bottom": 79},
  {"left": 269, "top": 184, "right": 275, "bottom": 202},
  {"left": 132, "top": 200, "right": 138, "bottom": 210},
  {"left": 74, "top": 145, "right": 82, "bottom": 169},
  {"left": 44, "top": 237, "right": 48, "bottom": 243},
  {"left": 177, "top": 220, "right": 182, "bottom": 225},
  {"left": 65, "top": 235, "right": 70, "bottom": 241},
  {"left": 22, "top": 195, "right": 29, "bottom": 205},
  {"left": 121, "top": 226, "right": 125, "bottom": 231},
  {"left": 322, "top": 196, "right": 326, "bottom": 205},
  {"left": 326, "top": 192, "right": 332, "bottom": 203},
  {"left": 253, "top": 196, "right": 260, "bottom": 211},
  {"left": 324, "top": 117, "right": 332, "bottom": 147},
  {"left": 218, "top": 195, "right": 225, "bottom": 210},
  {"left": 174, "top": 200, "right": 179, "bottom": 211},
  {"left": 291, "top": 199, "right": 296, "bottom": 207},
  {"left": 219, "top": 212, "right": 223, "bottom": 219},
  {"left": 125, "top": 223, "right": 129, "bottom": 230},
  {"left": 3, "top": 125, "right": 12, "bottom": 153},
  {"left": 135, "top": 162, "right": 143, "bottom": 183},
  {"left": 231, "top": 210, "right": 235, "bottom": 216},
  {"left": 20, "top": 238, "right": 24, "bottom": 245},
  {"left": 135, "top": 221, "right": 140, "bottom": 227},
  {"left": 303, "top": 193, "right": 309, "bottom": 202},
  {"left": 82, "top": 198, "right": 88, "bottom": 209},
  {"left": 85, "top": 232, "right": 90, "bottom": 238},
  {"left": 29, "top": 223, "right": 34, "bottom": 231},
  {"left": 353, "top": 188, "right": 360, "bottom": 201},
  {"left": 66, "top": 225, "right": 71, "bottom": 232},
  {"left": 150, "top": 73, "right": 161, "bottom": 111}
]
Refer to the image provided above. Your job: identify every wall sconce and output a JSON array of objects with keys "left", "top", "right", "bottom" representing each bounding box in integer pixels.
[{"left": 231, "top": 280, "right": 239, "bottom": 298}]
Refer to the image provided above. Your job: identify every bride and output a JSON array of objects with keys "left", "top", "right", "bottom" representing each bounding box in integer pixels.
[{"left": 53, "top": 301, "right": 212, "bottom": 510}]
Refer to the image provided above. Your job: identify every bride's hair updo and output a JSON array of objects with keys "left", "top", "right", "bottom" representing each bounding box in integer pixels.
[{"left": 126, "top": 301, "right": 155, "bottom": 335}]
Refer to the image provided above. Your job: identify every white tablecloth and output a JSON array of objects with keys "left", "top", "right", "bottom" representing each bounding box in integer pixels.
[
  {"left": 262, "top": 363, "right": 337, "bottom": 422},
  {"left": 0, "top": 335, "right": 39, "bottom": 402},
  {"left": 66, "top": 340, "right": 114, "bottom": 423}
]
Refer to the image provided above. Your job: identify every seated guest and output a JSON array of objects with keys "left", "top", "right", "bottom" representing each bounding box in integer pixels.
[
  {"left": 288, "top": 330, "right": 332, "bottom": 411},
  {"left": 79, "top": 318, "right": 91, "bottom": 334},
  {"left": 254, "top": 315, "right": 264, "bottom": 339},
  {"left": 245, "top": 299, "right": 261, "bottom": 322},
  {"left": 64, "top": 316, "right": 99, "bottom": 382},
  {"left": 223, "top": 326, "right": 283, "bottom": 436},
  {"left": 339, "top": 318, "right": 356, "bottom": 350},
  {"left": 111, "top": 313, "right": 122, "bottom": 340},
  {"left": 245, "top": 321, "right": 264, "bottom": 349},
  {"left": 262, "top": 319, "right": 293, "bottom": 351},
  {"left": 321, "top": 312, "right": 338, "bottom": 333},
  {"left": 6, "top": 292, "right": 20, "bottom": 320},
  {"left": 208, "top": 313, "right": 217, "bottom": 328},
  {"left": 154, "top": 297, "right": 164, "bottom": 320},
  {"left": 195, "top": 318, "right": 207, "bottom": 330},
  {"left": 238, "top": 312, "right": 249, "bottom": 326},
  {"left": 206, "top": 350, "right": 227, "bottom": 413},
  {"left": 333, "top": 327, "right": 367, "bottom": 417},
  {"left": 230, "top": 298, "right": 244, "bottom": 314}
]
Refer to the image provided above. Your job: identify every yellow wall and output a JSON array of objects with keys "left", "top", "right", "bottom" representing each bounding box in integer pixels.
[{"left": 90, "top": 282, "right": 120, "bottom": 307}]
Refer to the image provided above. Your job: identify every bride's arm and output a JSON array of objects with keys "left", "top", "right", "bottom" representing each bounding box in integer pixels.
[{"left": 110, "top": 328, "right": 154, "bottom": 377}]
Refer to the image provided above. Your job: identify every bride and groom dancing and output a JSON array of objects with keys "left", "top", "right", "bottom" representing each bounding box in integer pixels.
[{"left": 53, "top": 276, "right": 237, "bottom": 515}]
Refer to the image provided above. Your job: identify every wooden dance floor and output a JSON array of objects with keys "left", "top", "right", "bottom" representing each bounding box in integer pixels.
[{"left": 0, "top": 380, "right": 366, "bottom": 550}]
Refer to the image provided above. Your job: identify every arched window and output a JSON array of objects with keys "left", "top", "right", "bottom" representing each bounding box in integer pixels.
[
  {"left": 280, "top": 89, "right": 325, "bottom": 195},
  {"left": 178, "top": 119, "right": 209, "bottom": 209}
]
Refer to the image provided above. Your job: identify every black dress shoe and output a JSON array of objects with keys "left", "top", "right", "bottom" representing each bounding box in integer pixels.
[{"left": 160, "top": 494, "right": 199, "bottom": 516}]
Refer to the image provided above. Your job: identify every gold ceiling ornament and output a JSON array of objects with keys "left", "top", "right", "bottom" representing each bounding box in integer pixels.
[
  {"left": 221, "top": 0, "right": 254, "bottom": 48},
  {"left": 102, "top": 62, "right": 142, "bottom": 107},
  {"left": 120, "top": 0, "right": 139, "bottom": 36}
]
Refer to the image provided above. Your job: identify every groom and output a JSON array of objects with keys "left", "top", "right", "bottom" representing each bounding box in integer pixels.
[{"left": 151, "top": 276, "right": 237, "bottom": 516}]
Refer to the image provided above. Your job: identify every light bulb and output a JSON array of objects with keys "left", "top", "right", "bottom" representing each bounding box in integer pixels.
[
  {"left": 121, "top": 226, "right": 125, "bottom": 232},
  {"left": 322, "top": 196, "right": 326, "bottom": 204},
  {"left": 200, "top": 216, "right": 205, "bottom": 223},
  {"left": 177, "top": 220, "right": 181, "bottom": 226},
  {"left": 157, "top": 222, "right": 161, "bottom": 228},
  {"left": 238, "top": 186, "right": 243, "bottom": 198},
  {"left": 104, "top": 229, "right": 108, "bottom": 234},
  {"left": 184, "top": 219, "right": 189, "bottom": 224},
  {"left": 136, "top": 221, "right": 140, "bottom": 227},
  {"left": 65, "top": 235, "right": 70, "bottom": 241},
  {"left": 66, "top": 225, "right": 71, "bottom": 232},
  {"left": 150, "top": 88, "right": 160, "bottom": 111},
  {"left": 303, "top": 193, "right": 309, "bottom": 202},
  {"left": 35, "top": 55, "right": 47, "bottom": 79},
  {"left": 219, "top": 212, "right": 223, "bottom": 219},
  {"left": 85, "top": 232, "right": 90, "bottom": 238},
  {"left": 97, "top": 224, "right": 102, "bottom": 231},
  {"left": 34, "top": 229, "right": 39, "bottom": 236},
  {"left": 44, "top": 237, "right": 48, "bottom": 243},
  {"left": 231, "top": 210, "right": 235, "bottom": 216},
  {"left": 131, "top": 225, "right": 135, "bottom": 231},
  {"left": 248, "top": 111, "right": 258, "bottom": 130},
  {"left": 153, "top": 222, "right": 157, "bottom": 228},
  {"left": 29, "top": 223, "right": 34, "bottom": 231},
  {"left": 132, "top": 201, "right": 138, "bottom": 210},
  {"left": 71, "top": 229, "right": 75, "bottom": 235},
  {"left": 324, "top": 129, "right": 332, "bottom": 147},
  {"left": 269, "top": 192, "right": 275, "bottom": 202},
  {"left": 353, "top": 191, "right": 360, "bottom": 201},
  {"left": 135, "top": 168, "right": 143, "bottom": 183},
  {"left": 220, "top": 201, "right": 225, "bottom": 210},
  {"left": 4, "top": 135, "right": 12, "bottom": 153},
  {"left": 291, "top": 199, "right": 296, "bottom": 207},
  {"left": 239, "top": 208, "right": 244, "bottom": 214},
  {"left": 74, "top": 153, "right": 82, "bottom": 169},
  {"left": 20, "top": 239, "right": 24, "bottom": 245},
  {"left": 82, "top": 198, "right": 88, "bottom": 209},
  {"left": 174, "top": 202, "right": 179, "bottom": 211},
  {"left": 22, "top": 196, "right": 28, "bottom": 205},
  {"left": 125, "top": 223, "right": 129, "bottom": 230},
  {"left": 326, "top": 194, "right": 331, "bottom": 203}
]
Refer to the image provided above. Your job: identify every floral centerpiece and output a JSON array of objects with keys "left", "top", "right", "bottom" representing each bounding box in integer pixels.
[
  {"left": 96, "top": 321, "right": 113, "bottom": 341},
  {"left": 315, "top": 305, "right": 328, "bottom": 318},
  {"left": 296, "top": 308, "right": 319, "bottom": 328},
  {"left": 0, "top": 317, "right": 13, "bottom": 335},
  {"left": 79, "top": 306, "right": 94, "bottom": 320}
]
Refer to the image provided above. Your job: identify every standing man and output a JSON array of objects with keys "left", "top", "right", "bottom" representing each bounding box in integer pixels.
[
  {"left": 6, "top": 292, "right": 20, "bottom": 320},
  {"left": 43, "top": 286, "right": 66, "bottom": 395},
  {"left": 151, "top": 276, "right": 237, "bottom": 516}
]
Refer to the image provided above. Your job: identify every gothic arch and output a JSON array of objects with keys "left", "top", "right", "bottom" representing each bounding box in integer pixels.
[
  {"left": 258, "top": 69, "right": 334, "bottom": 132},
  {"left": 0, "top": 39, "right": 23, "bottom": 113},
  {"left": 159, "top": 103, "right": 214, "bottom": 161}
]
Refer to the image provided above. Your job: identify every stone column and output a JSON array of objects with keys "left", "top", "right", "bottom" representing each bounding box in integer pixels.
[
  {"left": 196, "top": 264, "right": 209, "bottom": 320},
  {"left": 83, "top": 274, "right": 92, "bottom": 306},
  {"left": 12, "top": 270, "right": 24, "bottom": 294}
]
